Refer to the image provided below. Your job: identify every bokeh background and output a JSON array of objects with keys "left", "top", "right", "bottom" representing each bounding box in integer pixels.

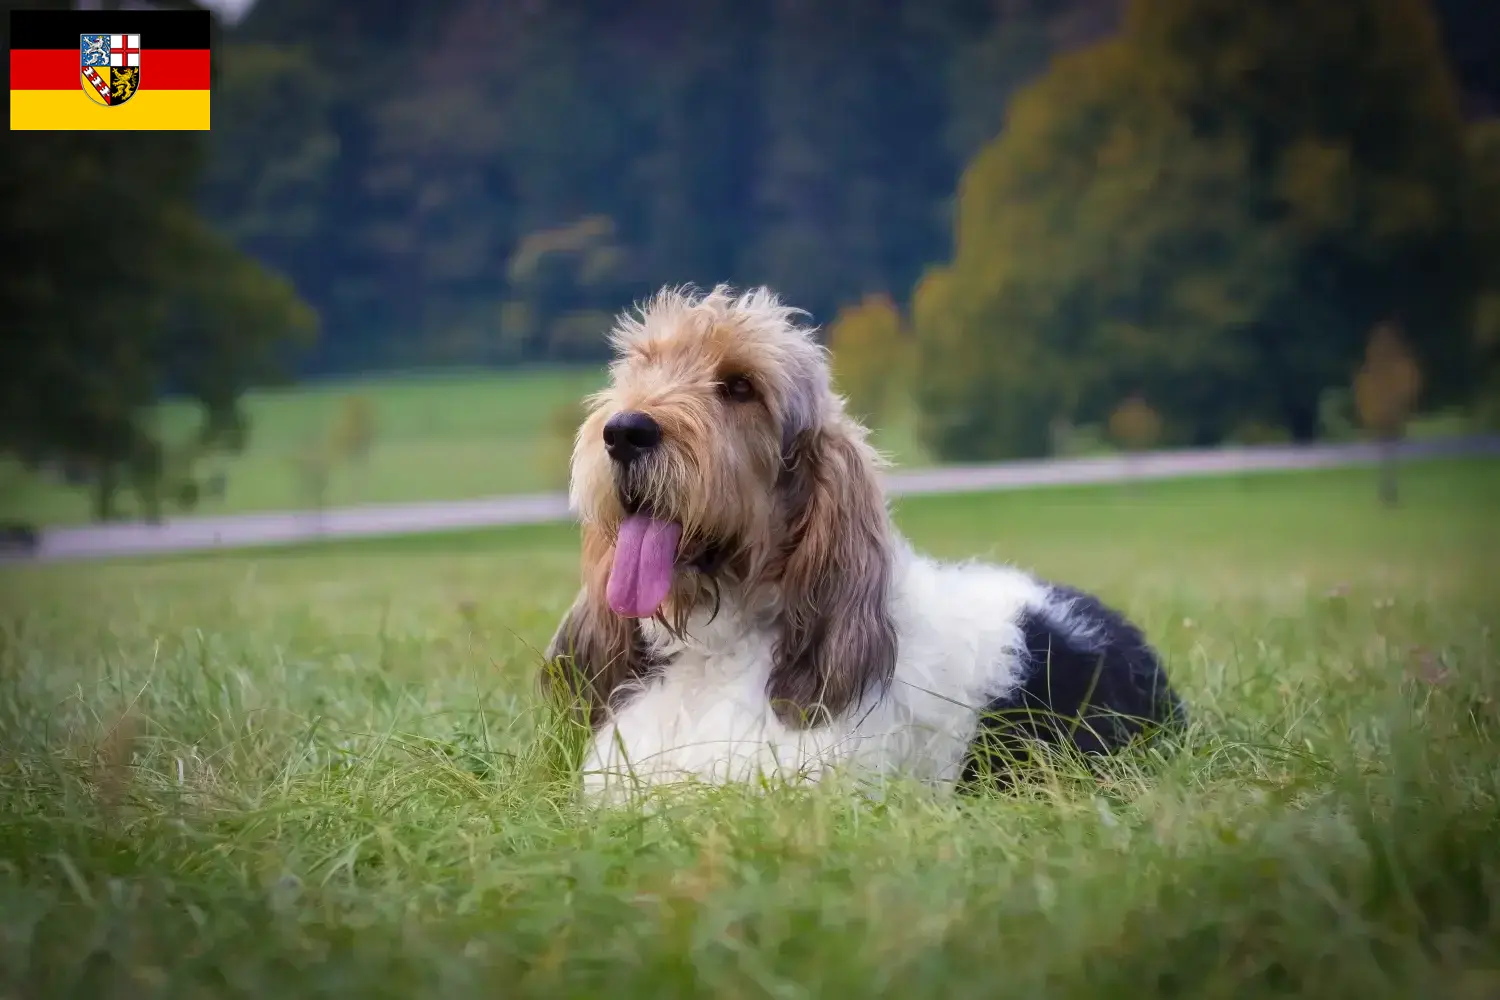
[{"left": 4, "top": 0, "right": 1498, "bottom": 530}]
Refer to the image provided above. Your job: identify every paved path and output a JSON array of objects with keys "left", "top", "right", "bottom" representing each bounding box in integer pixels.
[{"left": 7, "top": 436, "right": 1498, "bottom": 565}]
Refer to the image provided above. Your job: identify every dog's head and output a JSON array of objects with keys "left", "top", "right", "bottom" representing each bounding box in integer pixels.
[{"left": 549, "top": 285, "right": 897, "bottom": 727}]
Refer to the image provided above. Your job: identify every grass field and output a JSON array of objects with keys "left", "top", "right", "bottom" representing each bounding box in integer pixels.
[
  {"left": 1, "top": 460, "right": 1498, "bottom": 997},
  {"left": 0, "top": 368, "right": 935, "bottom": 528},
  {"left": 0, "top": 369, "right": 605, "bottom": 527},
  {"left": 0, "top": 365, "right": 1480, "bottom": 529}
]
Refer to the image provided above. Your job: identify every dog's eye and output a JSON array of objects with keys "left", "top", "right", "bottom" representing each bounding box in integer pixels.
[{"left": 719, "top": 375, "right": 756, "bottom": 403}]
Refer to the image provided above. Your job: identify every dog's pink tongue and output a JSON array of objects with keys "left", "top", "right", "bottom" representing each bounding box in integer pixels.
[{"left": 607, "top": 515, "right": 683, "bottom": 618}]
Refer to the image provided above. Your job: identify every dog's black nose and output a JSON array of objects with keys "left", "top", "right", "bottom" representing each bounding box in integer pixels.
[{"left": 602, "top": 411, "right": 662, "bottom": 464}]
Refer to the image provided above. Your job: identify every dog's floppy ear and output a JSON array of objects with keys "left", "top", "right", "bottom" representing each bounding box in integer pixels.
[
  {"left": 769, "top": 417, "right": 897, "bottom": 727},
  {"left": 540, "top": 526, "right": 655, "bottom": 728}
]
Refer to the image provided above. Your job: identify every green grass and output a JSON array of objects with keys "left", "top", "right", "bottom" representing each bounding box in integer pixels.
[
  {"left": 0, "top": 363, "right": 1482, "bottom": 529},
  {"left": 0, "top": 369, "right": 940, "bottom": 527},
  {"left": 0, "top": 369, "right": 608, "bottom": 526},
  {"left": 2, "top": 460, "right": 1498, "bottom": 998}
]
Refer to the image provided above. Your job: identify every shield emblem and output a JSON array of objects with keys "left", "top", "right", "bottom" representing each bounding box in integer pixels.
[{"left": 80, "top": 34, "right": 141, "bottom": 107}]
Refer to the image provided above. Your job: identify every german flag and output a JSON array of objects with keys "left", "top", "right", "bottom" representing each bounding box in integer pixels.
[{"left": 10, "top": 9, "right": 210, "bottom": 130}]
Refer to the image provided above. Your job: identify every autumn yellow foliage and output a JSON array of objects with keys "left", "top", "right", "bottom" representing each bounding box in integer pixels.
[
  {"left": 329, "top": 395, "right": 378, "bottom": 465},
  {"left": 828, "top": 293, "right": 909, "bottom": 426},
  {"left": 1354, "top": 322, "right": 1423, "bottom": 442},
  {"left": 1107, "top": 395, "right": 1163, "bottom": 453}
]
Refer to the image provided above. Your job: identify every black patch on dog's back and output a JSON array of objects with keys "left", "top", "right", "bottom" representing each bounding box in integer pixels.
[{"left": 960, "top": 585, "right": 1185, "bottom": 789}]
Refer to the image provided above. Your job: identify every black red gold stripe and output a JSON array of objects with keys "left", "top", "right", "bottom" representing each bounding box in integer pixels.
[{"left": 9, "top": 8, "right": 211, "bottom": 131}]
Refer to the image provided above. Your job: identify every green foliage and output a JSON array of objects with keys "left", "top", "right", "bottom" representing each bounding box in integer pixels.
[
  {"left": 165, "top": 219, "right": 318, "bottom": 455},
  {"left": 828, "top": 293, "right": 909, "bottom": 426},
  {"left": 506, "top": 219, "right": 627, "bottom": 362},
  {"left": 0, "top": 43, "right": 315, "bottom": 522},
  {"left": 912, "top": 263, "right": 1061, "bottom": 461},
  {"left": 1317, "top": 387, "right": 1361, "bottom": 442},
  {"left": 914, "top": 0, "right": 1485, "bottom": 460},
  {"left": 206, "top": 0, "right": 1062, "bottom": 372},
  {"left": 1467, "top": 121, "right": 1500, "bottom": 425},
  {"left": 0, "top": 370, "right": 621, "bottom": 527},
  {"left": 545, "top": 311, "right": 617, "bottom": 363},
  {"left": 746, "top": 0, "right": 955, "bottom": 321},
  {"left": 1227, "top": 421, "right": 1293, "bottom": 447},
  {"left": 0, "top": 2, "right": 316, "bottom": 523},
  {"left": 940, "top": 0, "right": 1117, "bottom": 164},
  {"left": 74, "top": 0, "right": 1491, "bottom": 413}
]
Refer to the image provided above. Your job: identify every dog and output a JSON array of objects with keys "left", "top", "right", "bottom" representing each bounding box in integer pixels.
[{"left": 544, "top": 285, "right": 1185, "bottom": 802}]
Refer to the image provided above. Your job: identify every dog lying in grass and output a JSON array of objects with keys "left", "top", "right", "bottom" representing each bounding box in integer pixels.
[{"left": 544, "top": 285, "right": 1185, "bottom": 801}]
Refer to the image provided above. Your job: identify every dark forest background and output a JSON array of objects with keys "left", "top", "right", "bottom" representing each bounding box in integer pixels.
[
  {"left": 4, "top": 0, "right": 1499, "bottom": 515},
  {"left": 207, "top": 0, "right": 1500, "bottom": 373}
]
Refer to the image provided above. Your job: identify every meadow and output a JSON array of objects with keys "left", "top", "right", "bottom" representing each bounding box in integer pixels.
[
  {"left": 0, "top": 368, "right": 937, "bottom": 527},
  {"left": 0, "top": 369, "right": 601, "bottom": 527},
  {"left": 0, "top": 364, "right": 1478, "bottom": 529},
  {"left": 1, "top": 459, "right": 1498, "bottom": 998}
]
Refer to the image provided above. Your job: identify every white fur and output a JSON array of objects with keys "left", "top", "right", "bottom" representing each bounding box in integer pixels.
[{"left": 582, "top": 538, "right": 1060, "bottom": 803}]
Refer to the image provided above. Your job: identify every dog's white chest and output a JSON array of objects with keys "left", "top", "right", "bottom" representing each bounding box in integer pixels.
[
  {"left": 575, "top": 556, "right": 1049, "bottom": 802},
  {"left": 582, "top": 637, "right": 852, "bottom": 799}
]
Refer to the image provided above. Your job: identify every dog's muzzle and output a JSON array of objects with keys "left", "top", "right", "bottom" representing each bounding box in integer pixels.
[{"left": 602, "top": 411, "right": 661, "bottom": 466}]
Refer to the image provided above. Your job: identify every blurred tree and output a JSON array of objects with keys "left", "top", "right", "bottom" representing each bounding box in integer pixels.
[
  {"left": 614, "top": 0, "right": 769, "bottom": 300},
  {"left": 1107, "top": 395, "right": 1163, "bottom": 453},
  {"left": 912, "top": 263, "right": 1061, "bottom": 459},
  {"left": 940, "top": 0, "right": 1122, "bottom": 165},
  {"left": 201, "top": 43, "right": 344, "bottom": 356},
  {"left": 1431, "top": 0, "right": 1500, "bottom": 117},
  {"left": 749, "top": 0, "right": 956, "bottom": 324},
  {"left": 916, "top": 32, "right": 1273, "bottom": 460},
  {"left": 0, "top": 0, "right": 314, "bottom": 523},
  {"left": 913, "top": 0, "right": 1482, "bottom": 461},
  {"left": 196, "top": 0, "right": 1489, "bottom": 384},
  {"left": 546, "top": 311, "right": 618, "bottom": 363},
  {"left": 358, "top": 0, "right": 534, "bottom": 368},
  {"left": 538, "top": 398, "right": 588, "bottom": 491},
  {"left": 1475, "top": 291, "right": 1500, "bottom": 430},
  {"left": 1353, "top": 321, "right": 1423, "bottom": 507},
  {"left": 154, "top": 219, "right": 317, "bottom": 517},
  {"left": 828, "top": 293, "right": 909, "bottom": 427},
  {"left": 204, "top": 0, "right": 1129, "bottom": 373},
  {"left": 329, "top": 396, "right": 378, "bottom": 465},
  {"left": 214, "top": 0, "right": 462, "bottom": 374},
  {"left": 1467, "top": 120, "right": 1500, "bottom": 428},
  {"left": 289, "top": 447, "right": 331, "bottom": 523},
  {"left": 1316, "top": 386, "right": 1360, "bottom": 442},
  {"left": 163, "top": 219, "right": 318, "bottom": 443},
  {"left": 506, "top": 216, "right": 628, "bottom": 361}
]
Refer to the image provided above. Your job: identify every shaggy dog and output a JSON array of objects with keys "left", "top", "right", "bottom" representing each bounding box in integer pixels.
[{"left": 544, "top": 285, "right": 1185, "bottom": 801}]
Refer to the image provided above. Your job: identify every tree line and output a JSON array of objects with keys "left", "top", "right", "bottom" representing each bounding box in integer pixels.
[
  {"left": 900, "top": 0, "right": 1500, "bottom": 457},
  {"left": 2, "top": 0, "right": 1497, "bottom": 521},
  {"left": 206, "top": 0, "right": 1130, "bottom": 376},
  {"left": 214, "top": 0, "right": 1497, "bottom": 456},
  {"left": 2, "top": 0, "right": 316, "bottom": 521}
]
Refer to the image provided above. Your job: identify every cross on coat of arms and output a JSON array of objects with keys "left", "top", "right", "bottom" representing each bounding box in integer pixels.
[{"left": 80, "top": 34, "right": 141, "bottom": 107}]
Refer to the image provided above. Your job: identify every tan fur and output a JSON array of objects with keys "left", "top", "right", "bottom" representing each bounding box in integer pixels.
[{"left": 543, "top": 285, "right": 898, "bottom": 729}]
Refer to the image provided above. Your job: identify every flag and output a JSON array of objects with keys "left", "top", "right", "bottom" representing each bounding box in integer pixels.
[{"left": 10, "top": 9, "right": 210, "bottom": 130}]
